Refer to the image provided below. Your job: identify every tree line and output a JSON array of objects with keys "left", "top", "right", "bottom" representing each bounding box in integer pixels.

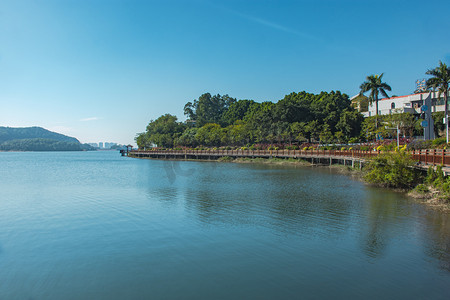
[
  {"left": 136, "top": 61, "right": 450, "bottom": 149},
  {"left": 0, "top": 138, "right": 93, "bottom": 151},
  {"left": 136, "top": 91, "right": 364, "bottom": 149}
]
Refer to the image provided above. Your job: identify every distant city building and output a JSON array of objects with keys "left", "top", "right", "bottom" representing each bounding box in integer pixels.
[
  {"left": 87, "top": 143, "right": 99, "bottom": 148},
  {"left": 104, "top": 142, "right": 118, "bottom": 149},
  {"left": 99, "top": 142, "right": 104, "bottom": 148}
]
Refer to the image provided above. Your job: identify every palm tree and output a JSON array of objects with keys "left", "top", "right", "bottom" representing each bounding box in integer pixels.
[
  {"left": 426, "top": 61, "right": 450, "bottom": 143},
  {"left": 360, "top": 73, "right": 391, "bottom": 130}
]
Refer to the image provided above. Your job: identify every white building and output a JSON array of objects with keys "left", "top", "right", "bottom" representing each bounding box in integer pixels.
[{"left": 362, "top": 91, "right": 448, "bottom": 117}]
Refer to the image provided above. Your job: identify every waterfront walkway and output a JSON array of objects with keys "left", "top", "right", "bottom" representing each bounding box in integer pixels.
[
  {"left": 130, "top": 148, "right": 370, "bottom": 167},
  {"left": 128, "top": 148, "right": 450, "bottom": 172}
]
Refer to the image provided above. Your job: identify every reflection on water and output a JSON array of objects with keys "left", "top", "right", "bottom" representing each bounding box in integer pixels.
[
  {"left": 146, "top": 159, "right": 450, "bottom": 268},
  {"left": 423, "top": 212, "right": 450, "bottom": 272},
  {"left": 0, "top": 152, "right": 449, "bottom": 299},
  {"left": 360, "top": 192, "right": 411, "bottom": 259}
]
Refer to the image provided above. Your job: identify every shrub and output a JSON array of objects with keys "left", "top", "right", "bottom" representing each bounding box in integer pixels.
[
  {"left": 364, "top": 151, "right": 423, "bottom": 188},
  {"left": 414, "top": 184, "right": 429, "bottom": 193},
  {"left": 432, "top": 137, "right": 446, "bottom": 147},
  {"left": 218, "top": 156, "right": 233, "bottom": 162},
  {"left": 407, "top": 139, "right": 433, "bottom": 150}
]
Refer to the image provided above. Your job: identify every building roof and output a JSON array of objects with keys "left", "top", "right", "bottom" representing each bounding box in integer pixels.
[{"left": 379, "top": 92, "right": 431, "bottom": 101}]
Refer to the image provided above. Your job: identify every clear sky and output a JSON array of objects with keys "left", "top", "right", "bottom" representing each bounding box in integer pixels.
[{"left": 1, "top": 0, "right": 449, "bottom": 145}]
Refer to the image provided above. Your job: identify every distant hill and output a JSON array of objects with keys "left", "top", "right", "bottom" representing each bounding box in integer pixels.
[{"left": 0, "top": 127, "right": 94, "bottom": 151}]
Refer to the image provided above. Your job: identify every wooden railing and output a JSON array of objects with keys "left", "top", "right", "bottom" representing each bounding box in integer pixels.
[
  {"left": 129, "top": 148, "right": 450, "bottom": 167},
  {"left": 411, "top": 149, "right": 450, "bottom": 166},
  {"left": 130, "top": 149, "right": 378, "bottom": 160}
]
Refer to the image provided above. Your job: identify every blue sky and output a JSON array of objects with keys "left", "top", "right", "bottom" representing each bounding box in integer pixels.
[{"left": 0, "top": 0, "right": 449, "bottom": 145}]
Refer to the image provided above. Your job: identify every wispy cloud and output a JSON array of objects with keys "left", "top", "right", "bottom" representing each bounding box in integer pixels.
[
  {"left": 209, "top": 2, "right": 321, "bottom": 42},
  {"left": 80, "top": 117, "right": 100, "bottom": 122}
]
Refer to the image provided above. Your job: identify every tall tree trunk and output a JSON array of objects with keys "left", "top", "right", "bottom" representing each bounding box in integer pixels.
[
  {"left": 445, "top": 92, "right": 448, "bottom": 143},
  {"left": 375, "top": 97, "right": 379, "bottom": 131}
]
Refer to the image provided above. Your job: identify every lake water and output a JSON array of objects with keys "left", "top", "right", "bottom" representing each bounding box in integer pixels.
[{"left": 0, "top": 151, "right": 449, "bottom": 299}]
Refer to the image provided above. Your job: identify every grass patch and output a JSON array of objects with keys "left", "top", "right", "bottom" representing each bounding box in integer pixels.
[{"left": 218, "top": 156, "right": 234, "bottom": 162}]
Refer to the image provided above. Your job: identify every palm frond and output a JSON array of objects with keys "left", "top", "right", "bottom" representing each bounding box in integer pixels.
[{"left": 379, "top": 88, "right": 389, "bottom": 98}]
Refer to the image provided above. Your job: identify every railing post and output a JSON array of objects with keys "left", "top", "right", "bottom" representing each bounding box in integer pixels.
[
  {"left": 443, "top": 149, "right": 446, "bottom": 166},
  {"left": 425, "top": 149, "right": 428, "bottom": 165}
]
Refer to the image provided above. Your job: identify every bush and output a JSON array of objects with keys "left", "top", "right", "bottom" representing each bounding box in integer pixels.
[
  {"left": 432, "top": 137, "right": 446, "bottom": 147},
  {"left": 425, "top": 165, "right": 450, "bottom": 195},
  {"left": 360, "top": 146, "right": 370, "bottom": 151},
  {"left": 364, "top": 152, "right": 423, "bottom": 188},
  {"left": 414, "top": 184, "right": 429, "bottom": 193},
  {"left": 218, "top": 156, "right": 233, "bottom": 162},
  {"left": 407, "top": 139, "right": 433, "bottom": 150}
]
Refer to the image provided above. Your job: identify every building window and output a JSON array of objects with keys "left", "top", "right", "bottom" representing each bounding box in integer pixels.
[{"left": 391, "top": 102, "right": 395, "bottom": 109}]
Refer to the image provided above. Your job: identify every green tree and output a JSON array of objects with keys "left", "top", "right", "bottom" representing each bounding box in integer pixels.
[
  {"left": 290, "top": 122, "right": 308, "bottom": 143},
  {"left": 319, "top": 124, "right": 333, "bottom": 144},
  {"left": 175, "top": 128, "right": 199, "bottom": 147},
  {"left": 336, "top": 110, "right": 364, "bottom": 139},
  {"left": 385, "top": 112, "right": 418, "bottom": 137},
  {"left": 226, "top": 120, "right": 250, "bottom": 146},
  {"left": 184, "top": 93, "right": 236, "bottom": 127},
  {"left": 360, "top": 74, "right": 391, "bottom": 130},
  {"left": 245, "top": 101, "right": 275, "bottom": 143},
  {"left": 139, "top": 114, "right": 185, "bottom": 148},
  {"left": 426, "top": 61, "right": 450, "bottom": 142},
  {"left": 222, "top": 100, "right": 257, "bottom": 126},
  {"left": 432, "top": 111, "right": 445, "bottom": 137},
  {"left": 195, "top": 123, "right": 224, "bottom": 146}
]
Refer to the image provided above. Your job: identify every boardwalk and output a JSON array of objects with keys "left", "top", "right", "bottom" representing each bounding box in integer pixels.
[{"left": 128, "top": 148, "right": 450, "bottom": 172}]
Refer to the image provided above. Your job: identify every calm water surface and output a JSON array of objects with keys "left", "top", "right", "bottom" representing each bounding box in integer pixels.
[{"left": 0, "top": 151, "right": 449, "bottom": 299}]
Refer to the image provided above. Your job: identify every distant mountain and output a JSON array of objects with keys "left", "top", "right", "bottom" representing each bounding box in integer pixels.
[
  {"left": 0, "top": 126, "right": 80, "bottom": 144},
  {"left": 0, "top": 127, "right": 94, "bottom": 151}
]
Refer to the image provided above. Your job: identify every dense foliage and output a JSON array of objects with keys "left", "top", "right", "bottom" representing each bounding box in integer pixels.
[
  {"left": 364, "top": 151, "right": 423, "bottom": 188},
  {"left": 136, "top": 91, "right": 364, "bottom": 148},
  {"left": 0, "top": 127, "right": 94, "bottom": 151},
  {"left": 0, "top": 138, "right": 90, "bottom": 151},
  {"left": 0, "top": 126, "right": 80, "bottom": 144}
]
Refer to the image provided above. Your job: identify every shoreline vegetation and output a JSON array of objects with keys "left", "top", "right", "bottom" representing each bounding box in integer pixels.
[{"left": 134, "top": 63, "right": 450, "bottom": 211}]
